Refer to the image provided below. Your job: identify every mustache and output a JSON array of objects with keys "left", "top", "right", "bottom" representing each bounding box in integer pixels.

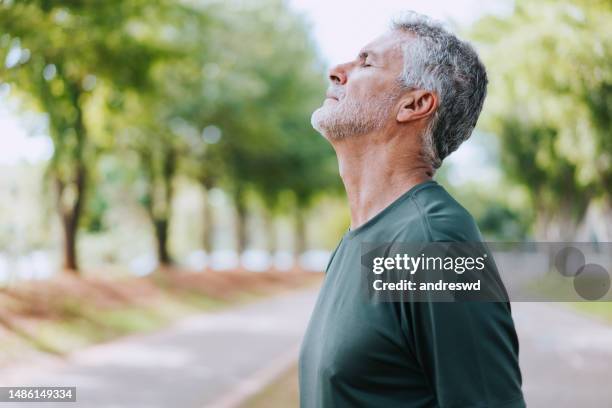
[{"left": 325, "top": 87, "right": 345, "bottom": 100}]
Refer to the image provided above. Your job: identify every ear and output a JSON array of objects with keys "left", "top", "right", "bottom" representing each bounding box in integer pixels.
[{"left": 396, "top": 89, "right": 437, "bottom": 123}]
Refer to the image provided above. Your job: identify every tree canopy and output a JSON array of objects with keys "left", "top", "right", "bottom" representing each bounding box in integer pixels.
[{"left": 470, "top": 0, "right": 611, "bottom": 239}]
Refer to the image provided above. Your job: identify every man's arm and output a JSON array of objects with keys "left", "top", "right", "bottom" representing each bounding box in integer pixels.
[{"left": 401, "top": 300, "right": 526, "bottom": 408}]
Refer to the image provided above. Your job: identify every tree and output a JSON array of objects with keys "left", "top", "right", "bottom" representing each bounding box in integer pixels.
[
  {"left": 0, "top": 1, "right": 168, "bottom": 271},
  {"left": 198, "top": 0, "right": 338, "bottom": 259},
  {"left": 109, "top": 6, "right": 216, "bottom": 267},
  {"left": 167, "top": 0, "right": 338, "bottom": 262},
  {"left": 470, "top": 0, "right": 611, "bottom": 239}
]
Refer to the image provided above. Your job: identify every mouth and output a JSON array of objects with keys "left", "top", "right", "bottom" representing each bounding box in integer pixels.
[{"left": 325, "top": 92, "right": 339, "bottom": 101}]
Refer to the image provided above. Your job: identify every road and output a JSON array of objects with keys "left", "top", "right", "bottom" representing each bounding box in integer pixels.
[
  {"left": 513, "top": 302, "right": 612, "bottom": 407},
  {"left": 0, "top": 289, "right": 319, "bottom": 408},
  {"left": 1, "top": 289, "right": 612, "bottom": 407}
]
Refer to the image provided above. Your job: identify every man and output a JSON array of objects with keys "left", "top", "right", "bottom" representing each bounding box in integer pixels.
[{"left": 298, "top": 11, "right": 525, "bottom": 408}]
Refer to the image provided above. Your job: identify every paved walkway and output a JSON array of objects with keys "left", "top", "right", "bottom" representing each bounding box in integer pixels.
[
  {"left": 512, "top": 302, "right": 612, "bottom": 407},
  {"left": 1, "top": 290, "right": 612, "bottom": 407},
  {"left": 0, "top": 289, "right": 319, "bottom": 408}
]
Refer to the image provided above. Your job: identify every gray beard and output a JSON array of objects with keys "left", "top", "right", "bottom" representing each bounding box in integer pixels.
[{"left": 311, "top": 93, "right": 398, "bottom": 140}]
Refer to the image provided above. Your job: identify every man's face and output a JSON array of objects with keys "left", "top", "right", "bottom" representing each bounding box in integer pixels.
[{"left": 311, "top": 31, "right": 407, "bottom": 140}]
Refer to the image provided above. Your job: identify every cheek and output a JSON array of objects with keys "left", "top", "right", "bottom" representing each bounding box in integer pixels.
[
  {"left": 346, "top": 72, "right": 392, "bottom": 102},
  {"left": 346, "top": 77, "right": 369, "bottom": 99}
]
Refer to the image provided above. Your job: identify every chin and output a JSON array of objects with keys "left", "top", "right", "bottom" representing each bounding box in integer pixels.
[
  {"left": 310, "top": 107, "right": 327, "bottom": 134},
  {"left": 311, "top": 105, "right": 347, "bottom": 140}
]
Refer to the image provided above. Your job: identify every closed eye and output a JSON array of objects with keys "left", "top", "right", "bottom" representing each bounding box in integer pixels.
[{"left": 358, "top": 51, "right": 374, "bottom": 68}]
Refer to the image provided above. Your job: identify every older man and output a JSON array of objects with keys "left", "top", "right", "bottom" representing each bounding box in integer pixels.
[{"left": 298, "top": 11, "right": 525, "bottom": 408}]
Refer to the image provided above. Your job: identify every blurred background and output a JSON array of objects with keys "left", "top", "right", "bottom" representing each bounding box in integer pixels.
[{"left": 0, "top": 0, "right": 610, "bottom": 407}]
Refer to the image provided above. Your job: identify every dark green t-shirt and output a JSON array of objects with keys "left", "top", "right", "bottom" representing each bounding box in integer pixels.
[{"left": 298, "top": 180, "right": 525, "bottom": 408}]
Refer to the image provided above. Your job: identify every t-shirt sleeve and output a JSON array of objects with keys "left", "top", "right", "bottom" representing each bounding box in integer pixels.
[{"left": 400, "top": 299, "right": 526, "bottom": 408}]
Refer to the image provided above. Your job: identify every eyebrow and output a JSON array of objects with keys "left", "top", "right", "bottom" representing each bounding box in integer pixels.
[{"left": 358, "top": 50, "right": 378, "bottom": 61}]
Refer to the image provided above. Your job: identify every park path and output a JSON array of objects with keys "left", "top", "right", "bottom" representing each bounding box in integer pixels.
[
  {"left": 1, "top": 288, "right": 612, "bottom": 407},
  {"left": 0, "top": 288, "right": 319, "bottom": 408},
  {"left": 512, "top": 302, "right": 612, "bottom": 407}
]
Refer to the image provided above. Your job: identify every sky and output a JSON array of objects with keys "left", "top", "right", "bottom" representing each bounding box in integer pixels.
[
  {"left": 0, "top": 0, "right": 510, "bottom": 180},
  {"left": 0, "top": 85, "right": 53, "bottom": 166},
  {"left": 289, "top": 0, "right": 511, "bottom": 65}
]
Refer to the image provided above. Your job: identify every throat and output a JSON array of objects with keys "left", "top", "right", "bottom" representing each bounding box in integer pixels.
[{"left": 336, "top": 145, "right": 433, "bottom": 230}]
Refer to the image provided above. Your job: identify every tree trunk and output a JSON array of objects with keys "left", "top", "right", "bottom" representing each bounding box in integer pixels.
[
  {"left": 141, "top": 148, "right": 175, "bottom": 268},
  {"left": 202, "top": 188, "right": 214, "bottom": 254},
  {"left": 61, "top": 212, "right": 79, "bottom": 272},
  {"left": 55, "top": 163, "right": 86, "bottom": 274},
  {"left": 601, "top": 199, "right": 612, "bottom": 242},
  {"left": 156, "top": 150, "right": 176, "bottom": 267},
  {"left": 264, "top": 210, "right": 277, "bottom": 255},
  {"left": 535, "top": 189, "right": 590, "bottom": 242},
  {"left": 294, "top": 209, "right": 306, "bottom": 262},
  {"left": 235, "top": 197, "right": 248, "bottom": 257},
  {"left": 55, "top": 79, "right": 87, "bottom": 274},
  {"left": 153, "top": 218, "right": 171, "bottom": 265}
]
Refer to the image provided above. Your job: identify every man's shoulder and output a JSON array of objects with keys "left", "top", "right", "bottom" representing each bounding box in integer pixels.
[{"left": 396, "top": 181, "right": 483, "bottom": 242}]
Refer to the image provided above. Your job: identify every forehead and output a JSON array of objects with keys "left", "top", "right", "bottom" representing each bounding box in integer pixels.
[{"left": 359, "top": 31, "right": 409, "bottom": 63}]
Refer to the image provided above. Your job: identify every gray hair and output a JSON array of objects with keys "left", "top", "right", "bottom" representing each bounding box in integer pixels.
[{"left": 391, "top": 11, "right": 488, "bottom": 169}]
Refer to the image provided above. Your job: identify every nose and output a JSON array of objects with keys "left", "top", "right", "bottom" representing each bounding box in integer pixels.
[{"left": 328, "top": 63, "right": 348, "bottom": 85}]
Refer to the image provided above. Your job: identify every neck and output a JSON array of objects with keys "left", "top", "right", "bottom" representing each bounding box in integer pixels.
[{"left": 331, "top": 129, "right": 433, "bottom": 230}]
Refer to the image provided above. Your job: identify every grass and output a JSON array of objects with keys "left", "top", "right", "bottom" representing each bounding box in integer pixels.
[
  {"left": 0, "top": 268, "right": 322, "bottom": 367},
  {"left": 240, "top": 363, "right": 300, "bottom": 408},
  {"left": 571, "top": 302, "right": 612, "bottom": 324},
  {"left": 523, "top": 272, "right": 612, "bottom": 324}
]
